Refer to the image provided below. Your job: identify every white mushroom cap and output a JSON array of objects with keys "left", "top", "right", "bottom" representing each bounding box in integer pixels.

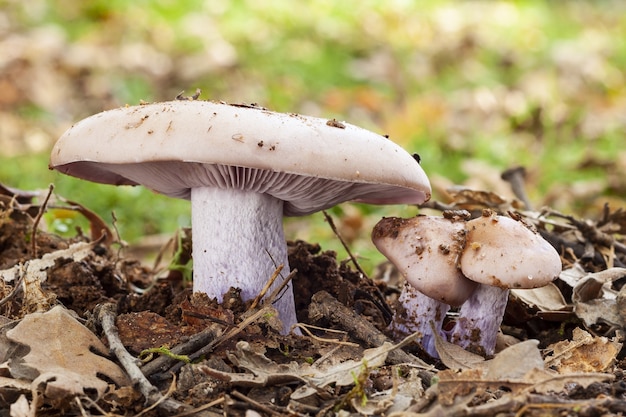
[
  {"left": 372, "top": 216, "right": 478, "bottom": 306},
  {"left": 460, "top": 212, "right": 562, "bottom": 289},
  {"left": 49, "top": 101, "right": 431, "bottom": 215}
]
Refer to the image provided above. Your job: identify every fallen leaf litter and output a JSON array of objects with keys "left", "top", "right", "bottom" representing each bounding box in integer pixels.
[{"left": 1, "top": 182, "right": 626, "bottom": 415}]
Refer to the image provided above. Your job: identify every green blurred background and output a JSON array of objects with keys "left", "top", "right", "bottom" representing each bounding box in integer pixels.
[{"left": 1, "top": 0, "right": 625, "bottom": 270}]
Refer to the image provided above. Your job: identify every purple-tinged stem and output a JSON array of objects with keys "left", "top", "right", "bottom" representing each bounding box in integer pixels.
[
  {"left": 390, "top": 282, "right": 450, "bottom": 357},
  {"left": 446, "top": 284, "right": 508, "bottom": 356}
]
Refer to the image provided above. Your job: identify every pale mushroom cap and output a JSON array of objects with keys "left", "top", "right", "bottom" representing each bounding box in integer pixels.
[
  {"left": 460, "top": 214, "right": 562, "bottom": 289},
  {"left": 49, "top": 101, "right": 431, "bottom": 216},
  {"left": 372, "top": 216, "right": 478, "bottom": 306}
]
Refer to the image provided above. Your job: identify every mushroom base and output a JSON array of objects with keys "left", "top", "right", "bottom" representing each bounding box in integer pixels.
[
  {"left": 446, "top": 284, "right": 509, "bottom": 356},
  {"left": 390, "top": 283, "right": 450, "bottom": 358},
  {"left": 191, "top": 187, "right": 297, "bottom": 333}
]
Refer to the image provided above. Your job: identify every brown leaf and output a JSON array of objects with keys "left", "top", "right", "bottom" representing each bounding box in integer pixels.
[
  {"left": 545, "top": 327, "right": 622, "bottom": 373},
  {"left": 571, "top": 268, "right": 626, "bottom": 327},
  {"left": 53, "top": 197, "right": 113, "bottom": 245},
  {"left": 6, "top": 306, "right": 128, "bottom": 400},
  {"left": 485, "top": 340, "right": 544, "bottom": 380},
  {"left": 510, "top": 284, "right": 569, "bottom": 312},
  {"left": 431, "top": 322, "right": 486, "bottom": 370}
]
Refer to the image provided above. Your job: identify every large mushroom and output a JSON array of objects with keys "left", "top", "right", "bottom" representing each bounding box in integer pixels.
[
  {"left": 373, "top": 210, "right": 561, "bottom": 356},
  {"left": 50, "top": 100, "right": 431, "bottom": 333}
]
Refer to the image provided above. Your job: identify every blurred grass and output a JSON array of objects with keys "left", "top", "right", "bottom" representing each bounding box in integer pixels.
[{"left": 1, "top": 0, "right": 625, "bottom": 270}]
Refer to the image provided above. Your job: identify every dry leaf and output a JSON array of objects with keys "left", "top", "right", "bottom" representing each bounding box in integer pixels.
[
  {"left": 0, "top": 376, "right": 30, "bottom": 391},
  {"left": 436, "top": 340, "right": 545, "bottom": 406},
  {"left": 510, "top": 283, "right": 568, "bottom": 312},
  {"left": 484, "top": 340, "right": 544, "bottom": 380},
  {"left": 204, "top": 341, "right": 306, "bottom": 388},
  {"left": 545, "top": 327, "right": 622, "bottom": 373},
  {"left": 571, "top": 268, "right": 626, "bottom": 327},
  {"left": 558, "top": 264, "right": 587, "bottom": 287},
  {"left": 6, "top": 306, "right": 128, "bottom": 401},
  {"left": 431, "top": 323, "right": 486, "bottom": 370},
  {"left": 437, "top": 368, "right": 486, "bottom": 405},
  {"left": 572, "top": 268, "right": 626, "bottom": 302},
  {"left": 202, "top": 339, "right": 395, "bottom": 401},
  {"left": 531, "top": 370, "right": 615, "bottom": 394},
  {"left": 0, "top": 241, "right": 94, "bottom": 284},
  {"left": 444, "top": 186, "right": 516, "bottom": 212}
]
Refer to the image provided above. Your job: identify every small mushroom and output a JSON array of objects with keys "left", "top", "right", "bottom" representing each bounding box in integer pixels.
[
  {"left": 372, "top": 215, "right": 477, "bottom": 355},
  {"left": 50, "top": 100, "right": 431, "bottom": 333},
  {"left": 449, "top": 212, "right": 561, "bottom": 355},
  {"left": 372, "top": 211, "right": 561, "bottom": 356}
]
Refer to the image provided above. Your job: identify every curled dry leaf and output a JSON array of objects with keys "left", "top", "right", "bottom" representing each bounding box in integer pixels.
[
  {"left": 5, "top": 306, "right": 128, "bottom": 402},
  {"left": 545, "top": 327, "right": 622, "bottom": 373},
  {"left": 571, "top": 267, "right": 626, "bottom": 327},
  {"left": 510, "top": 283, "right": 569, "bottom": 313},
  {"left": 431, "top": 323, "right": 486, "bottom": 371}
]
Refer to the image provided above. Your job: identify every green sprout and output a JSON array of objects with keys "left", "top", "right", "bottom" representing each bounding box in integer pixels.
[
  {"left": 139, "top": 346, "right": 190, "bottom": 363},
  {"left": 167, "top": 229, "right": 193, "bottom": 282}
]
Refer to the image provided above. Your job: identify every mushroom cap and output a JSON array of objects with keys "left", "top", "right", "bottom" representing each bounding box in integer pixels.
[
  {"left": 460, "top": 213, "right": 562, "bottom": 289},
  {"left": 49, "top": 101, "right": 431, "bottom": 216},
  {"left": 372, "top": 216, "right": 478, "bottom": 306}
]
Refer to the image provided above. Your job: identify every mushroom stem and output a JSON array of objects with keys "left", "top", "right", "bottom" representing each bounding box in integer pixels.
[
  {"left": 501, "top": 166, "right": 532, "bottom": 210},
  {"left": 446, "top": 284, "right": 508, "bottom": 356},
  {"left": 390, "top": 283, "right": 450, "bottom": 358},
  {"left": 191, "top": 187, "right": 297, "bottom": 333}
]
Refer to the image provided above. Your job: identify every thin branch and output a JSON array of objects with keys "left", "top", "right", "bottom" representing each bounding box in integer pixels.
[
  {"left": 249, "top": 264, "right": 284, "bottom": 311},
  {"left": 31, "top": 184, "right": 54, "bottom": 258},
  {"left": 163, "top": 306, "right": 277, "bottom": 378},
  {"left": 95, "top": 302, "right": 189, "bottom": 414},
  {"left": 231, "top": 390, "right": 285, "bottom": 417},
  {"left": 322, "top": 211, "right": 369, "bottom": 279},
  {"left": 141, "top": 323, "right": 219, "bottom": 377},
  {"left": 264, "top": 268, "right": 297, "bottom": 309}
]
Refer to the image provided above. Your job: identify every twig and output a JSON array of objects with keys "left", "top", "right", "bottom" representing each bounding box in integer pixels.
[
  {"left": 550, "top": 209, "right": 626, "bottom": 254},
  {"left": 164, "top": 306, "right": 276, "bottom": 378},
  {"left": 264, "top": 269, "right": 297, "bottom": 308},
  {"left": 110, "top": 211, "right": 128, "bottom": 261},
  {"left": 292, "top": 323, "right": 360, "bottom": 347},
  {"left": 95, "top": 302, "right": 189, "bottom": 414},
  {"left": 308, "top": 291, "right": 433, "bottom": 371},
  {"left": 0, "top": 274, "right": 23, "bottom": 308},
  {"left": 322, "top": 211, "right": 369, "bottom": 279},
  {"left": 172, "top": 397, "right": 225, "bottom": 417},
  {"left": 249, "top": 264, "right": 284, "bottom": 311},
  {"left": 133, "top": 375, "right": 179, "bottom": 417},
  {"left": 31, "top": 184, "right": 54, "bottom": 258},
  {"left": 231, "top": 390, "right": 285, "bottom": 417},
  {"left": 141, "top": 324, "right": 219, "bottom": 378}
]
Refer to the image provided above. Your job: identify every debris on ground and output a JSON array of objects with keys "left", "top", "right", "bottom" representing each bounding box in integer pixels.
[{"left": 2, "top": 182, "right": 626, "bottom": 416}]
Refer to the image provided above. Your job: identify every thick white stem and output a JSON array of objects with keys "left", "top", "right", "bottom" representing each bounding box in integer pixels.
[
  {"left": 446, "top": 284, "right": 508, "bottom": 356},
  {"left": 390, "top": 282, "right": 450, "bottom": 358},
  {"left": 191, "top": 187, "right": 297, "bottom": 333}
]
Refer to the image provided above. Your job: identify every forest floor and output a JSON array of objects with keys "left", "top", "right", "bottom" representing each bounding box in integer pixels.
[{"left": 2, "top": 183, "right": 626, "bottom": 417}]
